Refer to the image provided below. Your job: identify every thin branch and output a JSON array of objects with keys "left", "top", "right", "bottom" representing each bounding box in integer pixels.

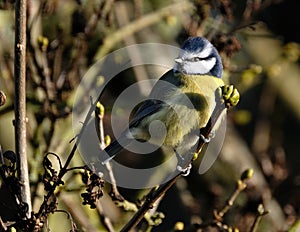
[
  {"left": 0, "top": 216, "right": 7, "bottom": 231},
  {"left": 95, "top": 101, "right": 124, "bottom": 202},
  {"left": 65, "top": 165, "right": 88, "bottom": 172},
  {"left": 54, "top": 210, "right": 77, "bottom": 232},
  {"left": 106, "top": 161, "right": 124, "bottom": 201},
  {"left": 0, "top": 146, "right": 4, "bottom": 164},
  {"left": 214, "top": 169, "right": 254, "bottom": 220},
  {"left": 120, "top": 173, "right": 181, "bottom": 232},
  {"left": 14, "top": 0, "right": 32, "bottom": 217},
  {"left": 194, "top": 169, "right": 254, "bottom": 231},
  {"left": 95, "top": 102, "right": 107, "bottom": 150},
  {"left": 114, "top": 1, "right": 152, "bottom": 96},
  {"left": 36, "top": 97, "right": 96, "bottom": 219},
  {"left": 0, "top": 90, "right": 6, "bottom": 107},
  {"left": 45, "top": 152, "right": 63, "bottom": 170},
  {"left": 96, "top": 202, "right": 116, "bottom": 232},
  {"left": 101, "top": 0, "right": 115, "bottom": 21},
  {"left": 250, "top": 204, "right": 269, "bottom": 232},
  {"left": 94, "top": 0, "right": 194, "bottom": 59}
]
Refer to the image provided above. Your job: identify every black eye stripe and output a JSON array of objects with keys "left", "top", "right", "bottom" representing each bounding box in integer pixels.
[
  {"left": 186, "top": 57, "right": 205, "bottom": 62},
  {"left": 194, "top": 57, "right": 205, "bottom": 61},
  {"left": 187, "top": 55, "right": 214, "bottom": 62}
]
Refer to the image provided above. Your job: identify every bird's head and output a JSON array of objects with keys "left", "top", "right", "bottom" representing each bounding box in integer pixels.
[{"left": 174, "top": 37, "right": 223, "bottom": 78}]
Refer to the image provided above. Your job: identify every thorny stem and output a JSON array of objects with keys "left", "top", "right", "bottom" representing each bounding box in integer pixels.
[{"left": 14, "top": 0, "right": 32, "bottom": 217}]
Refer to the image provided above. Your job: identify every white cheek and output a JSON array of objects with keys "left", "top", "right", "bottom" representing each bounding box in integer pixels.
[
  {"left": 199, "top": 57, "right": 216, "bottom": 72},
  {"left": 184, "top": 57, "right": 216, "bottom": 74}
]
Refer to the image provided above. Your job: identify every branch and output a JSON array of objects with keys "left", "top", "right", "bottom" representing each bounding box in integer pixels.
[
  {"left": 250, "top": 204, "right": 269, "bottom": 232},
  {"left": 60, "top": 194, "right": 98, "bottom": 232},
  {"left": 14, "top": 0, "right": 32, "bottom": 218},
  {"left": 94, "top": 0, "right": 194, "bottom": 59},
  {"left": 36, "top": 97, "right": 96, "bottom": 219},
  {"left": 215, "top": 169, "right": 254, "bottom": 220},
  {"left": 0, "top": 91, "right": 6, "bottom": 107},
  {"left": 96, "top": 202, "right": 116, "bottom": 232},
  {"left": 192, "top": 169, "right": 254, "bottom": 231}
]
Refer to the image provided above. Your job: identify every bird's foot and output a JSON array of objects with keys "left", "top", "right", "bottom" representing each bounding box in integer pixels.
[
  {"left": 200, "top": 131, "right": 215, "bottom": 143},
  {"left": 174, "top": 149, "right": 192, "bottom": 176},
  {"left": 177, "top": 163, "right": 192, "bottom": 176}
]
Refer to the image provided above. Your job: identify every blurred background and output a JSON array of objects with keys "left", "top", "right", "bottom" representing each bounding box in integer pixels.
[{"left": 0, "top": 0, "right": 299, "bottom": 231}]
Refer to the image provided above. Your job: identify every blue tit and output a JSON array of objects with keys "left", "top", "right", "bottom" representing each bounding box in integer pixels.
[{"left": 101, "top": 37, "right": 225, "bottom": 166}]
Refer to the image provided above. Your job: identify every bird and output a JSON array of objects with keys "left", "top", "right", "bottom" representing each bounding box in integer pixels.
[{"left": 100, "top": 37, "right": 225, "bottom": 171}]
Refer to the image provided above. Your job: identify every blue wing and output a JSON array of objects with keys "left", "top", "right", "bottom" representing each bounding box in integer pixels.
[
  {"left": 102, "top": 70, "right": 178, "bottom": 163},
  {"left": 129, "top": 70, "right": 182, "bottom": 126}
]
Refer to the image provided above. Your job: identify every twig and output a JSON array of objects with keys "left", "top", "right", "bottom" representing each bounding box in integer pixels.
[
  {"left": 194, "top": 169, "right": 254, "bottom": 231},
  {"left": 36, "top": 97, "right": 96, "bottom": 219},
  {"left": 0, "top": 216, "right": 7, "bottom": 231},
  {"left": 214, "top": 169, "right": 254, "bottom": 220},
  {"left": 39, "top": 36, "right": 56, "bottom": 101},
  {"left": 0, "top": 146, "right": 4, "bottom": 164},
  {"left": 94, "top": 0, "right": 194, "bottom": 59},
  {"left": 95, "top": 101, "right": 124, "bottom": 201},
  {"left": 106, "top": 162, "right": 124, "bottom": 201},
  {"left": 250, "top": 204, "right": 269, "bottom": 232},
  {"left": 114, "top": 1, "right": 152, "bottom": 96},
  {"left": 65, "top": 165, "right": 88, "bottom": 172},
  {"left": 96, "top": 202, "right": 116, "bottom": 232},
  {"left": 14, "top": 0, "right": 32, "bottom": 217},
  {"left": 53, "top": 210, "right": 77, "bottom": 232},
  {"left": 101, "top": 0, "right": 115, "bottom": 21},
  {"left": 0, "top": 90, "right": 6, "bottom": 107},
  {"left": 84, "top": 5, "right": 101, "bottom": 37},
  {"left": 95, "top": 102, "right": 107, "bottom": 150},
  {"left": 95, "top": 101, "right": 147, "bottom": 229},
  {"left": 45, "top": 152, "right": 63, "bottom": 170},
  {"left": 120, "top": 173, "right": 181, "bottom": 232}
]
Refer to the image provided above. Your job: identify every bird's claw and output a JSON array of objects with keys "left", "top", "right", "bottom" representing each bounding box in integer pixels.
[
  {"left": 177, "top": 163, "right": 192, "bottom": 176},
  {"left": 200, "top": 131, "right": 215, "bottom": 143}
]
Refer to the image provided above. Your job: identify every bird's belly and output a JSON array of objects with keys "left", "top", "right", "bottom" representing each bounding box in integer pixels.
[
  {"left": 163, "top": 105, "right": 201, "bottom": 146},
  {"left": 141, "top": 93, "right": 211, "bottom": 147}
]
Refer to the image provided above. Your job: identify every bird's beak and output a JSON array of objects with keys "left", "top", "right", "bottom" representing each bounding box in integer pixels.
[{"left": 175, "top": 58, "right": 183, "bottom": 64}]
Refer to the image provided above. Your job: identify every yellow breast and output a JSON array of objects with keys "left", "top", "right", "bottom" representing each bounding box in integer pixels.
[{"left": 131, "top": 74, "right": 224, "bottom": 147}]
